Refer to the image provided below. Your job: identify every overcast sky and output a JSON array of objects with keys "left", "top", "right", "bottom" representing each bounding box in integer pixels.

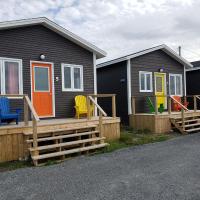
[{"left": 1, "top": 0, "right": 200, "bottom": 62}]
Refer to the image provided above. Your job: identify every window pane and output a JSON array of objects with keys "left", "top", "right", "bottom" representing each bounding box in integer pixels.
[
  {"left": 176, "top": 76, "right": 181, "bottom": 95},
  {"left": 74, "top": 67, "right": 81, "bottom": 89},
  {"left": 34, "top": 67, "right": 49, "bottom": 91},
  {"left": 170, "top": 76, "right": 175, "bottom": 95},
  {"left": 146, "top": 74, "right": 151, "bottom": 91},
  {"left": 156, "top": 76, "right": 162, "bottom": 92},
  {"left": 5, "top": 61, "right": 19, "bottom": 94},
  {"left": 140, "top": 73, "right": 145, "bottom": 90},
  {"left": 64, "top": 67, "right": 71, "bottom": 89}
]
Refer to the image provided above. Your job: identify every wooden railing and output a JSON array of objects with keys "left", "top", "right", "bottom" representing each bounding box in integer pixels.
[
  {"left": 87, "top": 94, "right": 116, "bottom": 137},
  {"left": 0, "top": 94, "right": 40, "bottom": 149},
  {"left": 131, "top": 95, "right": 200, "bottom": 117},
  {"left": 24, "top": 95, "right": 40, "bottom": 149},
  {"left": 88, "top": 94, "right": 116, "bottom": 118}
]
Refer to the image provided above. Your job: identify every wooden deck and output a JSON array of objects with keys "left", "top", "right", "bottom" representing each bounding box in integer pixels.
[
  {"left": 0, "top": 117, "right": 120, "bottom": 163},
  {"left": 129, "top": 111, "right": 200, "bottom": 134}
]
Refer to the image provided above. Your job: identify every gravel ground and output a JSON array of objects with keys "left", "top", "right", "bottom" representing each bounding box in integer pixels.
[{"left": 1, "top": 134, "right": 200, "bottom": 200}]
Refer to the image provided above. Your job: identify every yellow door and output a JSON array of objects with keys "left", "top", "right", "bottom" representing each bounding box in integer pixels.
[{"left": 155, "top": 73, "right": 165, "bottom": 108}]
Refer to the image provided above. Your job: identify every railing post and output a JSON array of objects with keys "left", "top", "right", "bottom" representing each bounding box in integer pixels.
[
  {"left": 181, "top": 108, "right": 185, "bottom": 132},
  {"left": 168, "top": 96, "right": 171, "bottom": 115},
  {"left": 24, "top": 96, "right": 29, "bottom": 126},
  {"left": 32, "top": 118, "right": 38, "bottom": 150},
  {"left": 112, "top": 95, "right": 116, "bottom": 118},
  {"left": 194, "top": 95, "right": 197, "bottom": 112},
  {"left": 154, "top": 96, "right": 158, "bottom": 115},
  {"left": 132, "top": 97, "right": 136, "bottom": 115},
  {"left": 87, "top": 96, "right": 91, "bottom": 120}
]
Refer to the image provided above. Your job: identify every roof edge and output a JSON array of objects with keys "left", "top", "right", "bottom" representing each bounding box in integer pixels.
[{"left": 97, "top": 44, "right": 192, "bottom": 68}]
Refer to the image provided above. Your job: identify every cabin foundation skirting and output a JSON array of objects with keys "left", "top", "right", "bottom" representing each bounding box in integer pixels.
[
  {"left": 129, "top": 111, "right": 200, "bottom": 134},
  {"left": 129, "top": 114, "right": 171, "bottom": 134},
  {"left": 0, "top": 117, "right": 120, "bottom": 163}
]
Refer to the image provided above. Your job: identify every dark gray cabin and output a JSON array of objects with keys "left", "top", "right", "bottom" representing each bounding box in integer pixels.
[
  {"left": 186, "top": 61, "right": 200, "bottom": 97},
  {"left": 0, "top": 17, "right": 106, "bottom": 119},
  {"left": 97, "top": 45, "right": 192, "bottom": 124}
]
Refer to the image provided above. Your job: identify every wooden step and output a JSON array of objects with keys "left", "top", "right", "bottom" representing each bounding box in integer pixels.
[
  {"left": 184, "top": 123, "right": 200, "bottom": 128},
  {"left": 32, "top": 143, "right": 109, "bottom": 160},
  {"left": 29, "top": 137, "right": 105, "bottom": 151},
  {"left": 23, "top": 125, "right": 97, "bottom": 136},
  {"left": 176, "top": 118, "right": 200, "bottom": 124},
  {"left": 186, "top": 127, "right": 200, "bottom": 133},
  {"left": 26, "top": 130, "right": 99, "bottom": 143}
]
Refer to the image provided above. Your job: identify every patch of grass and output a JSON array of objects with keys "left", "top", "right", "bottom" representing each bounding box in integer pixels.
[
  {"left": 0, "top": 160, "right": 31, "bottom": 172},
  {"left": 101, "top": 128, "right": 176, "bottom": 153}
]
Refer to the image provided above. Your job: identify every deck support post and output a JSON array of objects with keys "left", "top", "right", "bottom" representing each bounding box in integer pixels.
[
  {"left": 131, "top": 97, "right": 136, "bottom": 115},
  {"left": 112, "top": 95, "right": 116, "bottom": 118},
  {"left": 154, "top": 96, "right": 158, "bottom": 115},
  {"left": 24, "top": 96, "right": 29, "bottom": 126},
  {"left": 168, "top": 96, "right": 171, "bottom": 115},
  {"left": 87, "top": 96, "right": 91, "bottom": 120},
  {"left": 99, "top": 112, "right": 103, "bottom": 140},
  {"left": 194, "top": 95, "right": 197, "bottom": 112},
  {"left": 181, "top": 108, "right": 185, "bottom": 132}
]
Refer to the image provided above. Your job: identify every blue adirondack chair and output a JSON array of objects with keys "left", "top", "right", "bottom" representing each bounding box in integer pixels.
[{"left": 0, "top": 97, "right": 21, "bottom": 125}]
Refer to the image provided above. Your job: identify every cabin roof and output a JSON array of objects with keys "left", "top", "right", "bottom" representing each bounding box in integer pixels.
[
  {"left": 0, "top": 17, "right": 106, "bottom": 59},
  {"left": 97, "top": 44, "right": 193, "bottom": 68}
]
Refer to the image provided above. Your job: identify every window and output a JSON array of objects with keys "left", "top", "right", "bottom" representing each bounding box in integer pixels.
[
  {"left": 61, "top": 64, "right": 83, "bottom": 91},
  {"left": 0, "top": 58, "right": 23, "bottom": 94},
  {"left": 34, "top": 67, "right": 49, "bottom": 91},
  {"left": 169, "top": 74, "right": 182, "bottom": 96},
  {"left": 139, "top": 71, "right": 152, "bottom": 92}
]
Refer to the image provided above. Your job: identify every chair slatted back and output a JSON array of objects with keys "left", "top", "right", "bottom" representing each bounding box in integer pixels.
[
  {"left": 0, "top": 97, "right": 10, "bottom": 115},
  {"left": 75, "top": 95, "right": 87, "bottom": 111}
]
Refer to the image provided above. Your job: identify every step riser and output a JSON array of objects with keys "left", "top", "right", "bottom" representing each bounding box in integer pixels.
[
  {"left": 32, "top": 143, "right": 109, "bottom": 160},
  {"left": 27, "top": 131, "right": 99, "bottom": 143}
]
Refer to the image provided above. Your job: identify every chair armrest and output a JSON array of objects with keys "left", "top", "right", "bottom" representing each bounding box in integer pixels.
[{"left": 74, "top": 106, "right": 79, "bottom": 111}]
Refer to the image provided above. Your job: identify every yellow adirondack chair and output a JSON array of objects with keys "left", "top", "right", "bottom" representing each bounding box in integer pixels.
[{"left": 74, "top": 95, "right": 94, "bottom": 119}]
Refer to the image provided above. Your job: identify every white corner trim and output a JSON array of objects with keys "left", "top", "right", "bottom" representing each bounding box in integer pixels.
[
  {"left": 0, "top": 17, "right": 106, "bottom": 59},
  {"left": 127, "top": 59, "right": 132, "bottom": 115},
  {"left": 93, "top": 53, "right": 97, "bottom": 116},
  {"left": 93, "top": 53, "right": 97, "bottom": 94},
  {"left": 184, "top": 65, "right": 187, "bottom": 96}
]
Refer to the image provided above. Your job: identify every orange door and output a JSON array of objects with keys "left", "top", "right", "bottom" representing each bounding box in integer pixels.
[{"left": 31, "top": 62, "right": 53, "bottom": 117}]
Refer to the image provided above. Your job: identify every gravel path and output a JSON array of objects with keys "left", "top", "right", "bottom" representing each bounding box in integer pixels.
[{"left": 1, "top": 134, "right": 200, "bottom": 200}]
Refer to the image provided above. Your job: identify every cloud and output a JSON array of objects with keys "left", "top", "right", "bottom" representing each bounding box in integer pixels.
[{"left": 0, "top": 0, "right": 200, "bottom": 62}]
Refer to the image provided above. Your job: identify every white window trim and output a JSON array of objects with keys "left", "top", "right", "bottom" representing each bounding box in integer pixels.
[
  {"left": 139, "top": 71, "right": 153, "bottom": 92},
  {"left": 169, "top": 73, "right": 183, "bottom": 96},
  {"left": 0, "top": 57, "right": 23, "bottom": 95},
  {"left": 61, "top": 63, "right": 84, "bottom": 92}
]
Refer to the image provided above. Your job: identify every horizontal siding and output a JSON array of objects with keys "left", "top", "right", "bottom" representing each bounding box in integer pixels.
[
  {"left": 131, "top": 50, "right": 185, "bottom": 113},
  {"left": 0, "top": 25, "right": 94, "bottom": 119}
]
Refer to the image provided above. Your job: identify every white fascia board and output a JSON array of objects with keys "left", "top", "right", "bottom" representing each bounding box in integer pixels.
[{"left": 97, "top": 44, "right": 192, "bottom": 68}]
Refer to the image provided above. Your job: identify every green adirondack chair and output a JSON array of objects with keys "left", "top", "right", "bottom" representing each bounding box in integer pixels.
[
  {"left": 146, "top": 97, "right": 164, "bottom": 113},
  {"left": 146, "top": 97, "right": 155, "bottom": 113}
]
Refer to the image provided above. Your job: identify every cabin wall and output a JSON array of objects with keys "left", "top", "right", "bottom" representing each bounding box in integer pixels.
[
  {"left": 186, "top": 70, "right": 200, "bottom": 109},
  {"left": 97, "top": 61, "right": 128, "bottom": 124},
  {"left": 131, "top": 50, "right": 185, "bottom": 113},
  {"left": 0, "top": 25, "right": 94, "bottom": 119}
]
